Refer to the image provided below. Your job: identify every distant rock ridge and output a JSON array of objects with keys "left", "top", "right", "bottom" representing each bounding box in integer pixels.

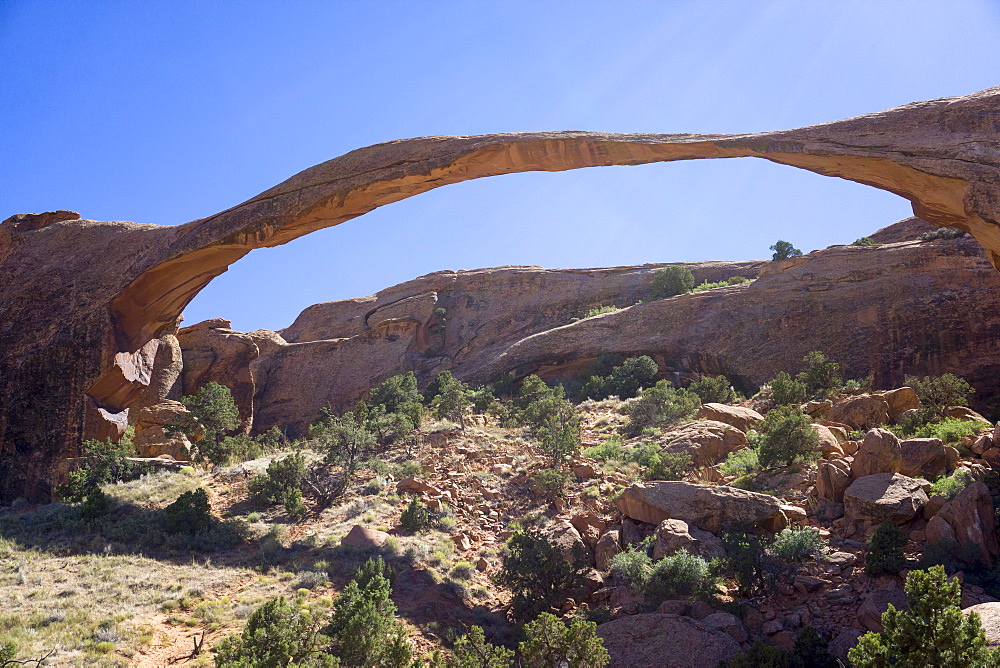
[{"left": 3, "top": 85, "right": 1000, "bottom": 500}]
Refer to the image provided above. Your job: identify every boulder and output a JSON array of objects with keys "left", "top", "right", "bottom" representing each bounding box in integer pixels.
[
  {"left": 827, "top": 394, "right": 891, "bottom": 430},
  {"left": 973, "top": 433, "right": 994, "bottom": 455},
  {"left": 652, "top": 518, "right": 726, "bottom": 561},
  {"left": 844, "top": 473, "right": 928, "bottom": 525},
  {"left": 816, "top": 458, "right": 852, "bottom": 503},
  {"left": 615, "top": 481, "right": 786, "bottom": 534},
  {"left": 131, "top": 400, "right": 193, "bottom": 460},
  {"left": 829, "top": 629, "right": 864, "bottom": 662},
  {"left": 696, "top": 404, "right": 763, "bottom": 433},
  {"left": 701, "top": 612, "right": 748, "bottom": 643},
  {"left": 859, "top": 589, "right": 910, "bottom": 632},
  {"left": 898, "top": 437, "right": 948, "bottom": 479},
  {"left": 660, "top": 420, "right": 749, "bottom": 469},
  {"left": 879, "top": 387, "right": 921, "bottom": 421},
  {"left": 964, "top": 602, "right": 1000, "bottom": 648},
  {"left": 851, "top": 428, "right": 902, "bottom": 479},
  {"left": 546, "top": 521, "right": 594, "bottom": 566},
  {"left": 983, "top": 448, "right": 1000, "bottom": 470},
  {"left": 925, "top": 482, "right": 999, "bottom": 565},
  {"left": 947, "top": 406, "right": 992, "bottom": 426},
  {"left": 803, "top": 400, "right": 832, "bottom": 418},
  {"left": 813, "top": 424, "right": 845, "bottom": 458},
  {"left": 341, "top": 525, "right": 390, "bottom": 548},
  {"left": 595, "top": 529, "right": 621, "bottom": 571},
  {"left": 597, "top": 613, "right": 742, "bottom": 668}
]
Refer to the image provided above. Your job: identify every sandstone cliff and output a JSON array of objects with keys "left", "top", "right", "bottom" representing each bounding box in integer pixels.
[{"left": 3, "top": 86, "right": 1000, "bottom": 500}]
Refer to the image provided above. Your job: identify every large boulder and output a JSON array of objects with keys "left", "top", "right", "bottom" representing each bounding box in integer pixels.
[
  {"left": 615, "top": 481, "right": 786, "bottom": 534},
  {"left": 898, "top": 437, "right": 949, "bottom": 479},
  {"left": 545, "top": 521, "right": 595, "bottom": 566},
  {"left": 813, "top": 424, "right": 845, "bottom": 458},
  {"left": 844, "top": 473, "right": 928, "bottom": 525},
  {"left": 946, "top": 406, "right": 992, "bottom": 426},
  {"left": 925, "top": 482, "right": 999, "bottom": 566},
  {"left": 827, "top": 394, "right": 891, "bottom": 430},
  {"left": 851, "top": 428, "right": 902, "bottom": 479},
  {"left": 696, "top": 404, "right": 763, "bottom": 433},
  {"left": 859, "top": 589, "right": 910, "bottom": 632},
  {"left": 816, "top": 458, "right": 852, "bottom": 503},
  {"left": 652, "top": 518, "right": 727, "bottom": 561},
  {"left": 660, "top": 420, "right": 749, "bottom": 469},
  {"left": 595, "top": 529, "right": 621, "bottom": 571},
  {"left": 964, "top": 602, "right": 1000, "bottom": 648},
  {"left": 879, "top": 387, "right": 921, "bottom": 421},
  {"left": 131, "top": 400, "right": 193, "bottom": 460},
  {"left": 597, "top": 613, "right": 742, "bottom": 667}
]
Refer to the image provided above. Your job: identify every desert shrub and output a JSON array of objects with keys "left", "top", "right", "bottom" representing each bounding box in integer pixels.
[
  {"left": 757, "top": 406, "right": 819, "bottom": 468},
  {"left": 649, "top": 265, "right": 695, "bottom": 300},
  {"left": 768, "top": 372, "right": 809, "bottom": 406},
  {"left": 519, "top": 613, "right": 609, "bottom": 668},
  {"left": 370, "top": 372, "right": 422, "bottom": 416},
  {"left": 79, "top": 487, "right": 112, "bottom": 522},
  {"left": 517, "top": 381, "right": 581, "bottom": 465},
  {"left": 577, "top": 304, "right": 620, "bottom": 320},
  {"left": 910, "top": 419, "right": 983, "bottom": 445},
  {"left": 450, "top": 625, "right": 515, "bottom": 667},
  {"left": 583, "top": 436, "right": 624, "bottom": 461},
  {"left": 720, "top": 528, "right": 787, "bottom": 597},
  {"left": 643, "top": 451, "right": 692, "bottom": 481},
  {"left": 311, "top": 411, "right": 376, "bottom": 502},
  {"left": 604, "top": 356, "right": 659, "bottom": 399},
  {"left": 770, "top": 240, "right": 802, "bottom": 261},
  {"left": 770, "top": 527, "right": 825, "bottom": 563},
  {"left": 163, "top": 488, "right": 212, "bottom": 535},
  {"left": 400, "top": 497, "right": 431, "bottom": 533},
  {"left": 165, "top": 381, "right": 241, "bottom": 466},
  {"left": 865, "top": 521, "right": 907, "bottom": 577},
  {"left": 469, "top": 385, "right": 500, "bottom": 414},
  {"left": 609, "top": 547, "right": 652, "bottom": 588},
  {"left": 720, "top": 447, "right": 760, "bottom": 478},
  {"left": 531, "top": 469, "right": 572, "bottom": 501},
  {"left": 904, "top": 373, "right": 975, "bottom": 419},
  {"left": 57, "top": 435, "right": 148, "bottom": 502},
  {"left": 849, "top": 565, "right": 1000, "bottom": 667},
  {"left": 248, "top": 452, "right": 308, "bottom": 517},
  {"left": 852, "top": 237, "right": 875, "bottom": 246},
  {"left": 932, "top": 471, "right": 972, "bottom": 500},
  {"left": 687, "top": 374, "right": 738, "bottom": 404},
  {"left": 325, "top": 556, "right": 412, "bottom": 666},
  {"left": 431, "top": 371, "right": 473, "bottom": 431},
  {"left": 215, "top": 595, "right": 337, "bottom": 667},
  {"left": 921, "top": 226, "right": 968, "bottom": 241},
  {"left": 644, "top": 549, "right": 720, "bottom": 603},
  {"left": 620, "top": 381, "right": 700, "bottom": 437},
  {"left": 494, "top": 529, "right": 587, "bottom": 622},
  {"left": 796, "top": 351, "right": 842, "bottom": 397},
  {"left": 692, "top": 276, "right": 752, "bottom": 292}
]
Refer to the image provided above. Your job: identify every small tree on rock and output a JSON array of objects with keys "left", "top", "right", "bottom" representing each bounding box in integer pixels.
[
  {"left": 770, "top": 240, "right": 802, "bottom": 261},
  {"left": 649, "top": 266, "right": 695, "bottom": 300},
  {"left": 757, "top": 406, "right": 818, "bottom": 468},
  {"left": 165, "top": 381, "right": 240, "bottom": 466},
  {"left": 904, "top": 373, "right": 975, "bottom": 420}
]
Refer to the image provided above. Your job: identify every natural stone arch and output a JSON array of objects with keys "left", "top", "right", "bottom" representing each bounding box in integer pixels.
[{"left": 1, "top": 85, "right": 999, "bottom": 501}]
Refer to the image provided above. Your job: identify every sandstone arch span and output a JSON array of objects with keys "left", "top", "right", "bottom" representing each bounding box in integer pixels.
[{"left": 2, "top": 86, "right": 999, "bottom": 501}]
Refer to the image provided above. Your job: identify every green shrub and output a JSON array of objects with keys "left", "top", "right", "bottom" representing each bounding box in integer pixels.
[
  {"left": 644, "top": 549, "right": 720, "bottom": 603},
  {"left": 494, "top": 529, "right": 587, "bottom": 622},
  {"left": 311, "top": 411, "right": 376, "bottom": 503},
  {"left": 79, "top": 487, "right": 112, "bottom": 522},
  {"left": 852, "top": 237, "right": 875, "bottom": 246},
  {"left": 400, "top": 497, "right": 431, "bottom": 533},
  {"left": 687, "top": 374, "right": 738, "bottom": 404},
  {"left": 796, "top": 351, "right": 842, "bottom": 397},
  {"left": 643, "top": 451, "right": 692, "bottom": 481},
  {"left": 770, "top": 240, "right": 802, "bottom": 261},
  {"left": 215, "top": 596, "right": 336, "bottom": 667},
  {"left": 248, "top": 452, "right": 308, "bottom": 517},
  {"left": 56, "top": 435, "right": 147, "bottom": 502},
  {"left": 519, "top": 613, "right": 609, "bottom": 668},
  {"left": 517, "top": 380, "right": 581, "bottom": 465},
  {"left": 720, "top": 447, "right": 760, "bottom": 477},
  {"left": 865, "top": 521, "right": 907, "bottom": 577},
  {"left": 850, "top": 565, "right": 1000, "bottom": 667},
  {"left": 757, "top": 406, "right": 819, "bottom": 468},
  {"left": 605, "top": 356, "right": 659, "bottom": 399},
  {"left": 580, "top": 305, "right": 620, "bottom": 319},
  {"left": 720, "top": 626, "right": 838, "bottom": 668},
  {"left": 620, "top": 381, "right": 700, "bottom": 437},
  {"left": 609, "top": 548, "right": 652, "bottom": 589},
  {"left": 165, "top": 381, "right": 241, "bottom": 466},
  {"left": 768, "top": 372, "right": 808, "bottom": 406},
  {"left": 770, "top": 527, "right": 825, "bottom": 563},
  {"left": 430, "top": 371, "right": 473, "bottom": 431},
  {"left": 921, "top": 227, "right": 968, "bottom": 241},
  {"left": 917, "top": 538, "right": 987, "bottom": 573},
  {"left": 931, "top": 471, "right": 972, "bottom": 500},
  {"left": 583, "top": 436, "right": 624, "bottom": 462},
  {"left": 450, "top": 625, "right": 515, "bottom": 667},
  {"left": 163, "top": 488, "right": 212, "bottom": 535},
  {"left": 324, "top": 556, "right": 412, "bottom": 666},
  {"left": 910, "top": 419, "right": 984, "bottom": 445},
  {"left": 720, "top": 529, "right": 787, "bottom": 597},
  {"left": 904, "top": 373, "right": 975, "bottom": 419},
  {"left": 650, "top": 265, "right": 696, "bottom": 300},
  {"left": 692, "top": 276, "right": 752, "bottom": 292},
  {"left": 531, "top": 469, "right": 572, "bottom": 501}
]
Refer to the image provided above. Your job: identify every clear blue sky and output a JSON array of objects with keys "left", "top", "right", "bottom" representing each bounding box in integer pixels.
[{"left": 3, "top": 1, "right": 998, "bottom": 332}]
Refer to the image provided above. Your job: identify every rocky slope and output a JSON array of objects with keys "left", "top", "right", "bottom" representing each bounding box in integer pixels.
[
  {"left": 161, "top": 224, "right": 1000, "bottom": 441},
  {"left": 4, "top": 86, "right": 1000, "bottom": 500}
]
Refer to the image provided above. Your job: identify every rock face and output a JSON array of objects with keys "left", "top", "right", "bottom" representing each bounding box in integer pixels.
[
  {"left": 615, "top": 481, "right": 786, "bottom": 533},
  {"left": 925, "top": 482, "right": 999, "bottom": 566},
  {"left": 965, "top": 602, "right": 1000, "bottom": 648},
  {"left": 596, "top": 613, "right": 742, "bottom": 668},
  {"left": 5, "top": 86, "right": 1000, "bottom": 500},
  {"left": 844, "top": 473, "right": 928, "bottom": 525}
]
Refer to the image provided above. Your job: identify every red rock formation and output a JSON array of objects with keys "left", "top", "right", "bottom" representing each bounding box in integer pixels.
[{"left": 3, "top": 86, "right": 1000, "bottom": 500}]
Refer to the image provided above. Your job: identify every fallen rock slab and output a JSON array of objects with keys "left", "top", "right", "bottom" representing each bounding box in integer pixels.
[
  {"left": 616, "top": 481, "right": 786, "bottom": 533},
  {"left": 696, "top": 403, "right": 763, "bottom": 433},
  {"left": 844, "top": 473, "right": 928, "bottom": 525},
  {"left": 597, "top": 613, "right": 741, "bottom": 667}
]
